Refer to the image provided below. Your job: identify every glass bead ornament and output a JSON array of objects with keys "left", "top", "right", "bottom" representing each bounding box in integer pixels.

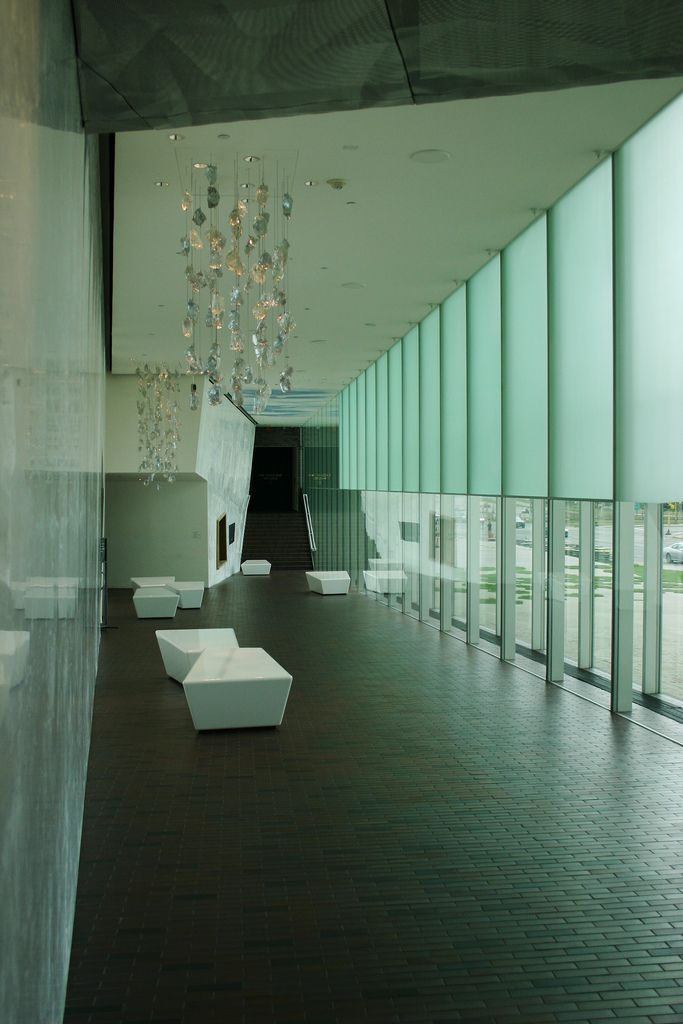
[
  {"left": 229, "top": 332, "right": 244, "bottom": 353},
  {"left": 207, "top": 185, "right": 220, "bottom": 208},
  {"left": 208, "top": 227, "right": 226, "bottom": 252},
  {"left": 186, "top": 299, "right": 199, "bottom": 321},
  {"left": 207, "top": 382, "right": 222, "bottom": 406},
  {"left": 192, "top": 207, "right": 206, "bottom": 227},
  {"left": 277, "top": 310, "right": 295, "bottom": 334},
  {"left": 190, "top": 382, "right": 199, "bottom": 410},
  {"left": 190, "top": 228, "right": 203, "bottom": 250},
  {"left": 282, "top": 192, "right": 293, "bottom": 218},
  {"left": 252, "top": 211, "right": 269, "bottom": 238},
  {"left": 182, "top": 317, "right": 192, "bottom": 338},
  {"left": 178, "top": 235, "right": 190, "bottom": 255},
  {"left": 245, "top": 234, "right": 257, "bottom": 256},
  {"left": 181, "top": 190, "right": 192, "bottom": 212},
  {"left": 226, "top": 248, "right": 244, "bottom": 276},
  {"left": 206, "top": 164, "right": 217, "bottom": 185}
]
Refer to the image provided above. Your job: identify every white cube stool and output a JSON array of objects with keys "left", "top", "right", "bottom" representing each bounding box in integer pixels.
[
  {"left": 130, "top": 576, "right": 176, "bottom": 590},
  {"left": 183, "top": 648, "right": 292, "bottom": 730},
  {"left": 241, "top": 560, "right": 271, "bottom": 575},
  {"left": 156, "top": 627, "right": 239, "bottom": 682},
  {"left": 24, "top": 585, "right": 77, "bottom": 619},
  {"left": 133, "top": 586, "right": 179, "bottom": 619},
  {"left": 363, "top": 569, "right": 407, "bottom": 594},
  {"left": 305, "top": 571, "right": 351, "bottom": 595},
  {"left": 367, "top": 559, "right": 402, "bottom": 571},
  {"left": 10, "top": 583, "right": 28, "bottom": 610},
  {"left": 169, "top": 582, "right": 205, "bottom": 609}
]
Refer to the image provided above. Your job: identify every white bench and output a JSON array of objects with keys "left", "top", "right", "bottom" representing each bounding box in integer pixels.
[
  {"left": 133, "top": 586, "right": 179, "bottom": 619},
  {"left": 305, "top": 571, "right": 350, "bottom": 595},
  {"left": 0, "top": 630, "right": 30, "bottom": 689},
  {"left": 156, "top": 627, "right": 239, "bottom": 682},
  {"left": 183, "top": 648, "right": 292, "bottom": 730},
  {"left": 367, "top": 559, "right": 402, "bottom": 571},
  {"left": 363, "top": 569, "right": 407, "bottom": 594},
  {"left": 130, "top": 576, "right": 175, "bottom": 589},
  {"left": 168, "top": 582, "right": 205, "bottom": 609},
  {"left": 241, "top": 560, "right": 271, "bottom": 575}
]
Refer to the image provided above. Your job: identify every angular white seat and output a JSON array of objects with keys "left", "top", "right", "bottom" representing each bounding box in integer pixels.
[
  {"left": 155, "top": 627, "right": 239, "bottom": 682},
  {"left": 183, "top": 647, "right": 292, "bottom": 730},
  {"left": 305, "top": 571, "right": 350, "bottom": 595},
  {"left": 130, "top": 575, "right": 175, "bottom": 589},
  {"left": 0, "top": 630, "right": 30, "bottom": 689},
  {"left": 168, "top": 581, "right": 205, "bottom": 609},
  {"left": 24, "top": 585, "right": 77, "bottom": 619},
  {"left": 367, "top": 559, "right": 402, "bottom": 571},
  {"left": 132, "top": 586, "right": 179, "bottom": 619},
  {"left": 241, "top": 560, "right": 271, "bottom": 575},
  {"left": 363, "top": 569, "right": 407, "bottom": 594}
]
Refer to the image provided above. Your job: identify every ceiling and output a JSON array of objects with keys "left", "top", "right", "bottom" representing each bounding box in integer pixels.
[{"left": 112, "top": 77, "right": 683, "bottom": 424}]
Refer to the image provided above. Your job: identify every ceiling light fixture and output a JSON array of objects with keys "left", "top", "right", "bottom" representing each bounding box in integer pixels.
[
  {"left": 154, "top": 180, "right": 169, "bottom": 187},
  {"left": 326, "top": 178, "right": 347, "bottom": 190},
  {"left": 304, "top": 179, "right": 318, "bottom": 187},
  {"left": 168, "top": 132, "right": 184, "bottom": 141},
  {"left": 341, "top": 281, "right": 365, "bottom": 289},
  {"left": 217, "top": 133, "right": 230, "bottom": 139},
  {"left": 193, "top": 161, "right": 208, "bottom": 169},
  {"left": 409, "top": 149, "right": 451, "bottom": 164},
  {"left": 243, "top": 155, "right": 260, "bottom": 163}
]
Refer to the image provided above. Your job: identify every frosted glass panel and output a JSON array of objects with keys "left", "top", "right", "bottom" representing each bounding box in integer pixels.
[
  {"left": 402, "top": 326, "right": 419, "bottom": 492},
  {"left": 549, "top": 160, "right": 613, "bottom": 499},
  {"left": 356, "top": 371, "right": 366, "bottom": 490},
  {"left": 615, "top": 98, "right": 683, "bottom": 501},
  {"left": 376, "top": 352, "right": 389, "bottom": 490},
  {"left": 502, "top": 217, "right": 548, "bottom": 497},
  {"left": 467, "top": 257, "right": 502, "bottom": 495},
  {"left": 340, "top": 387, "right": 349, "bottom": 489},
  {"left": 348, "top": 379, "right": 357, "bottom": 490},
  {"left": 388, "top": 340, "right": 403, "bottom": 491},
  {"left": 419, "top": 309, "right": 440, "bottom": 493},
  {"left": 441, "top": 288, "right": 467, "bottom": 494},
  {"left": 365, "top": 363, "right": 377, "bottom": 489}
]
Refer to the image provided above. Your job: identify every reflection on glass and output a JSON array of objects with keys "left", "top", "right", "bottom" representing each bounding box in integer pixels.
[
  {"left": 479, "top": 497, "right": 499, "bottom": 649},
  {"left": 592, "top": 501, "right": 613, "bottom": 676},
  {"left": 660, "top": 500, "right": 683, "bottom": 701},
  {"left": 402, "top": 492, "right": 420, "bottom": 619},
  {"left": 420, "top": 494, "right": 440, "bottom": 629},
  {"left": 441, "top": 495, "right": 467, "bottom": 639}
]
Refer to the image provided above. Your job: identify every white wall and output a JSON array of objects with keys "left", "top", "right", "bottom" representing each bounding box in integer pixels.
[
  {"left": 196, "top": 386, "right": 255, "bottom": 585},
  {"left": 105, "top": 478, "right": 208, "bottom": 588},
  {"left": 0, "top": 3, "right": 105, "bottom": 1020}
]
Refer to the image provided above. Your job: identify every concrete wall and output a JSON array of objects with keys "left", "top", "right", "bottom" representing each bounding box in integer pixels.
[{"left": 105, "top": 478, "right": 208, "bottom": 588}]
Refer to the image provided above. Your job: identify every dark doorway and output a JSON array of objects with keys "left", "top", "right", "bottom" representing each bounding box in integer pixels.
[{"left": 249, "top": 447, "right": 295, "bottom": 511}]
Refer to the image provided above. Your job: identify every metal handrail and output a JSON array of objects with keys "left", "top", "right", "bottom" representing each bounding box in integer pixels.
[{"left": 302, "top": 492, "right": 317, "bottom": 553}]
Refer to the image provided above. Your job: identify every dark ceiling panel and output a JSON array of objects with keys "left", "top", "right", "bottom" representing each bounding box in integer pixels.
[{"left": 73, "top": 0, "right": 683, "bottom": 132}]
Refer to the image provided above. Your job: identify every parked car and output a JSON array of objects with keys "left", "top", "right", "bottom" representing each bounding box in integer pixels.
[{"left": 664, "top": 541, "right": 683, "bottom": 563}]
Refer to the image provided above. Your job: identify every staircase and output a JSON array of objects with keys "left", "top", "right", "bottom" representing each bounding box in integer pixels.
[{"left": 241, "top": 511, "right": 313, "bottom": 570}]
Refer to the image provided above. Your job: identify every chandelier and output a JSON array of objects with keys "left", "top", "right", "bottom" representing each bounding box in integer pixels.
[
  {"left": 178, "top": 158, "right": 295, "bottom": 415},
  {"left": 136, "top": 364, "right": 181, "bottom": 487}
]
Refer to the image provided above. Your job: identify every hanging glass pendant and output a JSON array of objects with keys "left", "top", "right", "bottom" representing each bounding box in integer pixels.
[
  {"left": 206, "top": 164, "right": 217, "bottom": 185},
  {"left": 181, "top": 190, "right": 192, "bottom": 212},
  {"left": 252, "top": 211, "right": 270, "bottom": 238},
  {"left": 241, "top": 364, "right": 253, "bottom": 384},
  {"left": 207, "top": 383, "right": 222, "bottom": 405},
  {"left": 178, "top": 235, "right": 190, "bottom": 255},
  {"left": 282, "top": 192, "right": 293, "bottom": 218},
  {"left": 207, "top": 185, "right": 220, "bottom": 208},
  {"left": 245, "top": 234, "right": 257, "bottom": 256},
  {"left": 189, "top": 382, "right": 199, "bottom": 410},
  {"left": 182, "top": 317, "right": 193, "bottom": 338},
  {"left": 272, "top": 332, "right": 285, "bottom": 352},
  {"left": 277, "top": 310, "right": 295, "bottom": 333},
  {"left": 226, "top": 247, "right": 245, "bottom": 276},
  {"left": 208, "top": 227, "right": 226, "bottom": 252},
  {"left": 230, "top": 286, "right": 243, "bottom": 306},
  {"left": 190, "top": 228, "right": 203, "bottom": 249},
  {"left": 230, "top": 332, "right": 244, "bottom": 353},
  {"left": 256, "top": 182, "right": 269, "bottom": 207},
  {"left": 192, "top": 207, "right": 206, "bottom": 227},
  {"left": 186, "top": 299, "right": 199, "bottom": 321}
]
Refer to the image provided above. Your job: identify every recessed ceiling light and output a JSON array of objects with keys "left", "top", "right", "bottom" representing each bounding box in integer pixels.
[
  {"left": 341, "top": 281, "right": 365, "bottom": 289},
  {"left": 342, "top": 144, "right": 359, "bottom": 151},
  {"left": 304, "top": 179, "right": 318, "bottom": 187},
  {"left": 326, "top": 178, "right": 347, "bottom": 190},
  {"left": 193, "top": 161, "right": 208, "bottom": 169},
  {"left": 346, "top": 201, "right": 357, "bottom": 206},
  {"left": 217, "top": 133, "right": 230, "bottom": 139},
  {"left": 409, "top": 149, "right": 451, "bottom": 164},
  {"left": 243, "top": 155, "right": 260, "bottom": 163},
  {"left": 309, "top": 339, "right": 326, "bottom": 344},
  {"left": 320, "top": 266, "right": 328, "bottom": 270},
  {"left": 239, "top": 182, "right": 250, "bottom": 189},
  {"left": 168, "top": 132, "right": 184, "bottom": 142},
  {"left": 154, "top": 180, "right": 169, "bottom": 187},
  {"left": 364, "top": 322, "right": 376, "bottom": 327}
]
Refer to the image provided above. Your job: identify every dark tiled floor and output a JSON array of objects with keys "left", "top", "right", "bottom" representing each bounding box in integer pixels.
[{"left": 65, "top": 573, "right": 683, "bottom": 1024}]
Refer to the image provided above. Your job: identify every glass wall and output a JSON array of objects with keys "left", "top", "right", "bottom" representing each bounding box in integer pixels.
[{"left": 305, "top": 94, "right": 683, "bottom": 719}]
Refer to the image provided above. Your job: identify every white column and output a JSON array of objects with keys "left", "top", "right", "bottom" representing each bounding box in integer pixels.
[
  {"left": 467, "top": 494, "right": 480, "bottom": 645},
  {"left": 642, "top": 502, "right": 662, "bottom": 695},
  {"left": 611, "top": 501, "right": 634, "bottom": 713},
  {"left": 578, "top": 501, "right": 594, "bottom": 669},
  {"left": 531, "top": 498, "right": 546, "bottom": 652},
  {"left": 501, "top": 497, "right": 517, "bottom": 662},
  {"left": 547, "top": 499, "right": 566, "bottom": 682}
]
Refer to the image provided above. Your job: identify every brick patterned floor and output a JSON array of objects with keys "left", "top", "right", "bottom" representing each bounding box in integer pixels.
[{"left": 64, "top": 573, "right": 683, "bottom": 1023}]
